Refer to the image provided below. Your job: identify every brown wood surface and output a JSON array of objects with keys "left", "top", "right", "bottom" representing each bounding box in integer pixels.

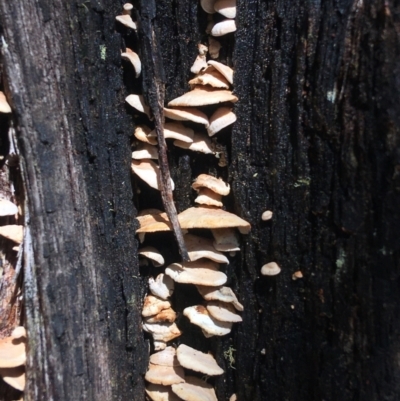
[{"left": 0, "top": 0, "right": 399, "bottom": 400}]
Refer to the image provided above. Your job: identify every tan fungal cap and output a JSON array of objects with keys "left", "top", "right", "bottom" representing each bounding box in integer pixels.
[
  {"left": 115, "top": 14, "right": 137, "bottom": 30},
  {"left": 211, "top": 19, "right": 237, "bottom": 37},
  {"left": 145, "top": 363, "right": 185, "bottom": 386},
  {"left": 149, "top": 346, "right": 179, "bottom": 367},
  {"left": 207, "top": 107, "right": 237, "bottom": 136},
  {"left": 0, "top": 225, "right": 23, "bottom": 244},
  {"left": 132, "top": 143, "right": 158, "bottom": 160},
  {"left": 121, "top": 48, "right": 141, "bottom": 77},
  {"left": 142, "top": 321, "right": 182, "bottom": 342},
  {"left": 142, "top": 295, "right": 171, "bottom": 317},
  {"left": 183, "top": 305, "right": 232, "bottom": 336},
  {"left": 139, "top": 246, "right": 165, "bottom": 267},
  {"left": 165, "top": 261, "right": 227, "bottom": 286},
  {"left": 191, "top": 55, "right": 208, "bottom": 75},
  {"left": 153, "top": 341, "right": 167, "bottom": 351},
  {"left": 206, "top": 301, "right": 242, "bottom": 322},
  {"left": 211, "top": 228, "right": 240, "bottom": 252},
  {"left": 0, "top": 199, "right": 18, "bottom": 216},
  {"left": 134, "top": 125, "right": 157, "bottom": 145},
  {"left": 200, "top": 0, "right": 217, "bottom": 13},
  {"left": 208, "top": 38, "right": 222, "bottom": 59},
  {"left": 131, "top": 160, "right": 175, "bottom": 191},
  {"left": 262, "top": 210, "right": 273, "bottom": 220},
  {"left": 164, "top": 107, "right": 209, "bottom": 127},
  {"left": 174, "top": 133, "right": 215, "bottom": 155},
  {"left": 230, "top": 394, "right": 237, "bottom": 401},
  {"left": 149, "top": 274, "right": 174, "bottom": 300},
  {"left": 207, "top": 60, "right": 234, "bottom": 84},
  {"left": 136, "top": 206, "right": 251, "bottom": 234},
  {"left": 292, "top": 271, "right": 303, "bottom": 280},
  {"left": 189, "top": 68, "right": 230, "bottom": 89},
  {"left": 0, "top": 366, "right": 25, "bottom": 391},
  {"left": 168, "top": 86, "right": 238, "bottom": 107},
  {"left": 185, "top": 234, "right": 229, "bottom": 264},
  {"left": 11, "top": 327, "right": 26, "bottom": 340},
  {"left": 149, "top": 122, "right": 194, "bottom": 143},
  {"left": 145, "top": 307, "right": 177, "bottom": 324},
  {"left": 0, "top": 92, "right": 11, "bottom": 113},
  {"left": 261, "top": 262, "right": 281, "bottom": 276},
  {"left": 192, "top": 174, "right": 230, "bottom": 196},
  {"left": 176, "top": 344, "right": 224, "bottom": 376},
  {"left": 214, "top": 0, "right": 237, "bottom": 18},
  {"left": 196, "top": 285, "right": 244, "bottom": 311},
  {"left": 195, "top": 188, "right": 223, "bottom": 207},
  {"left": 172, "top": 376, "right": 218, "bottom": 401},
  {"left": 126, "top": 94, "right": 151, "bottom": 117},
  {"left": 146, "top": 384, "right": 182, "bottom": 401},
  {"left": 0, "top": 337, "right": 26, "bottom": 368}
]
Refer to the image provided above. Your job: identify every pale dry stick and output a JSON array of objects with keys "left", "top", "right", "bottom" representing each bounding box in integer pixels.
[{"left": 137, "top": 0, "right": 189, "bottom": 262}]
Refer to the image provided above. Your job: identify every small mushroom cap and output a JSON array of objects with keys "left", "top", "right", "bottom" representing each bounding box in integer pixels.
[
  {"left": 11, "top": 327, "right": 26, "bottom": 340},
  {"left": 214, "top": 0, "right": 237, "bottom": 18},
  {"left": 0, "top": 199, "right": 18, "bottom": 216},
  {"left": 146, "top": 384, "right": 182, "bottom": 401},
  {"left": 154, "top": 341, "right": 167, "bottom": 351},
  {"left": 190, "top": 55, "right": 208, "bottom": 75},
  {"left": 164, "top": 107, "right": 209, "bottom": 127},
  {"left": 139, "top": 246, "right": 165, "bottom": 267},
  {"left": 165, "top": 261, "right": 227, "bottom": 286},
  {"left": 174, "top": 133, "right": 215, "bottom": 155},
  {"left": 211, "top": 228, "right": 240, "bottom": 252},
  {"left": 208, "top": 38, "right": 222, "bottom": 59},
  {"left": 184, "top": 305, "right": 232, "bottom": 336},
  {"left": 126, "top": 94, "right": 151, "bottom": 117},
  {"left": 196, "top": 285, "right": 243, "bottom": 311},
  {"left": 261, "top": 262, "right": 281, "bottom": 276},
  {"left": 0, "top": 92, "right": 11, "bottom": 113},
  {"left": 145, "top": 363, "right": 185, "bottom": 386},
  {"left": 206, "top": 301, "right": 242, "bottom": 322},
  {"left": 189, "top": 68, "right": 230, "bottom": 89},
  {"left": 121, "top": 48, "right": 141, "bottom": 78},
  {"left": 149, "top": 346, "right": 180, "bottom": 367},
  {"left": 261, "top": 210, "right": 273, "bottom": 221},
  {"left": 172, "top": 376, "right": 218, "bottom": 401},
  {"left": 115, "top": 14, "right": 137, "bottom": 30},
  {"left": 207, "top": 107, "right": 237, "bottom": 136},
  {"left": 0, "top": 366, "right": 25, "bottom": 391},
  {"left": 149, "top": 274, "right": 174, "bottom": 300},
  {"left": 142, "top": 321, "right": 182, "bottom": 342},
  {"left": 145, "top": 307, "right": 177, "bottom": 323},
  {"left": 292, "top": 270, "right": 303, "bottom": 280},
  {"left": 142, "top": 295, "right": 171, "bottom": 317},
  {"left": 122, "top": 3, "right": 134, "bottom": 13},
  {"left": 185, "top": 234, "right": 229, "bottom": 264},
  {"left": 211, "top": 19, "right": 237, "bottom": 37},
  {"left": 207, "top": 61, "right": 234, "bottom": 84},
  {"left": 134, "top": 125, "right": 158, "bottom": 145},
  {"left": 149, "top": 122, "right": 194, "bottom": 143},
  {"left": 0, "top": 225, "right": 23, "bottom": 244},
  {"left": 192, "top": 174, "right": 230, "bottom": 196},
  {"left": 131, "top": 160, "right": 175, "bottom": 191},
  {"left": 195, "top": 188, "right": 223, "bottom": 207},
  {"left": 168, "top": 86, "right": 238, "bottom": 107},
  {"left": 176, "top": 344, "right": 224, "bottom": 376},
  {"left": 132, "top": 143, "right": 158, "bottom": 160},
  {"left": 0, "top": 337, "right": 26, "bottom": 368},
  {"left": 200, "top": 0, "right": 217, "bottom": 13}
]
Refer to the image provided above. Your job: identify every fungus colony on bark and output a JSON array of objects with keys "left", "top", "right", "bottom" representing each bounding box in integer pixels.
[
  {"left": 116, "top": 1, "right": 249, "bottom": 399},
  {"left": 0, "top": 91, "right": 26, "bottom": 395}
]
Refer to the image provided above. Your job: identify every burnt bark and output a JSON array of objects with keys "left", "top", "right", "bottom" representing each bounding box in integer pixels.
[{"left": 0, "top": 0, "right": 399, "bottom": 401}]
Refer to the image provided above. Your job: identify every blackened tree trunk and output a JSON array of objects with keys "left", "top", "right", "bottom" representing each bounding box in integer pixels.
[{"left": 0, "top": 1, "right": 399, "bottom": 401}]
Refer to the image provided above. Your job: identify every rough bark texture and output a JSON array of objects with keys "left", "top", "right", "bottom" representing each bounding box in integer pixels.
[{"left": 0, "top": 0, "right": 399, "bottom": 401}]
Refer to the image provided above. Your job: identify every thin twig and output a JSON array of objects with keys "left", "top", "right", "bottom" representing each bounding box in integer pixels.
[{"left": 138, "top": 1, "right": 189, "bottom": 262}]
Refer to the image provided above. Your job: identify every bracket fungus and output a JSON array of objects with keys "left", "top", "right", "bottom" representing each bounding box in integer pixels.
[
  {"left": 200, "top": 0, "right": 217, "bottom": 14},
  {"left": 134, "top": 125, "right": 158, "bottom": 145},
  {"left": 192, "top": 174, "right": 230, "bottom": 196},
  {"left": 207, "top": 107, "right": 237, "bottom": 136},
  {"left": 149, "top": 122, "right": 194, "bottom": 143},
  {"left": 0, "top": 92, "right": 11, "bottom": 113},
  {"left": 261, "top": 210, "right": 273, "bottom": 221},
  {"left": 207, "top": 61, "right": 234, "bottom": 85},
  {"left": 211, "top": 19, "right": 237, "bottom": 36},
  {"left": 126, "top": 94, "right": 151, "bottom": 117},
  {"left": 0, "top": 225, "right": 23, "bottom": 244},
  {"left": 173, "top": 133, "right": 215, "bottom": 155},
  {"left": 168, "top": 86, "right": 238, "bottom": 107},
  {"left": 149, "top": 347, "right": 180, "bottom": 367},
  {"left": 132, "top": 143, "right": 159, "bottom": 160},
  {"left": 142, "top": 295, "right": 171, "bottom": 318},
  {"left": 131, "top": 160, "right": 175, "bottom": 191},
  {"left": 149, "top": 274, "right": 175, "bottom": 300},
  {"left": 211, "top": 228, "right": 240, "bottom": 252},
  {"left": 146, "top": 384, "right": 182, "bottom": 401},
  {"left": 184, "top": 234, "right": 229, "bottom": 264},
  {"left": 261, "top": 262, "right": 281, "bottom": 276},
  {"left": 214, "top": 0, "right": 237, "bottom": 18},
  {"left": 197, "top": 285, "right": 244, "bottom": 311},
  {"left": 172, "top": 376, "right": 218, "bottom": 401},
  {"left": 145, "top": 364, "right": 185, "bottom": 386},
  {"left": 164, "top": 107, "right": 209, "bottom": 127},
  {"left": 121, "top": 48, "right": 141, "bottom": 77},
  {"left": 115, "top": 3, "right": 137, "bottom": 30},
  {"left": 189, "top": 68, "right": 230, "bottom": 89},
  {"left": 0, "top": 199, "right": 18, "bottom": 216},
  {"left": 139, "top": 246, "right": 165, "bottom": 267},
  {"left": 206, "top": 301, "right": 242, "bottom": 322},
  {"left": 194, "top": 188, "right": 223, "bottom": 207}
]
